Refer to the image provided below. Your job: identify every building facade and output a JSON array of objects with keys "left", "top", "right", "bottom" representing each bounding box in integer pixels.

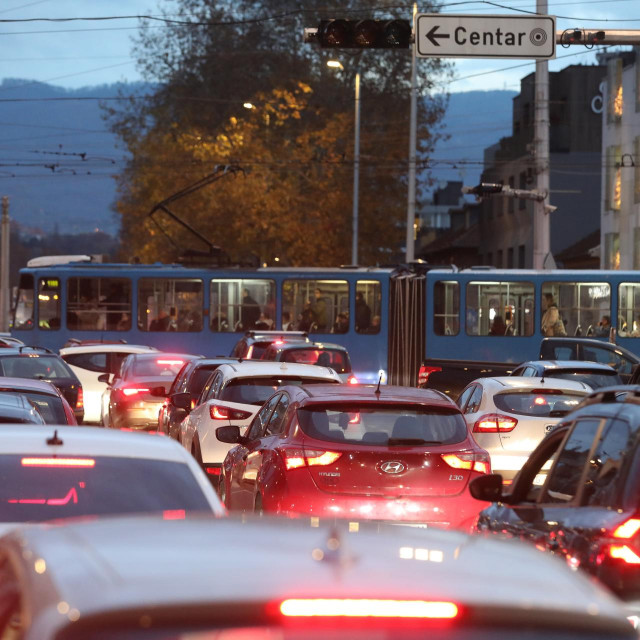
[{"left": 600, "top": 50, "right": 640, "bottom": 270}]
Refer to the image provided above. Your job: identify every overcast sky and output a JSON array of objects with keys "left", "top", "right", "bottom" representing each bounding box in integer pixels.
[{"left": 0, "top": 0, "right": 637, "bottom": 93}]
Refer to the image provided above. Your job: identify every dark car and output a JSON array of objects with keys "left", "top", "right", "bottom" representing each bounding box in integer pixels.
[
  {"left": 0, "top": 348, "right": 83, "bottom": 423},
  {"left": 0, "top": 393, "right": 46, "bottom": 424},
  {"left": 511, "top": 360, "right": 623, "bottom": 389},
  {"left": 0, "top": 377, "right": 77, "bottom": 424},
  {"left": 470, "top": 384, "right": 640, "bottom": 606},
  {"left": 103, "top": 352, "right": 199, "bottom": 430},
  {"left": 217, "top": 384, "right": 490, "bottom": 530},
  {"left": 230, "top": 331, "right": 310, "bottom": 360},
  {"left": 260, "top": 341, "right": 355, "bottom": 383},
  {"left": 158, "top": 356, "right": 239, "bottom": 438}
]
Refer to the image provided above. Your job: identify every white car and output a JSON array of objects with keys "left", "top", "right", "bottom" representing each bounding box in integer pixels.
[
  {"left": 0, "top": 424, "right": 224, "bottom": 535},
  {"left": 456, "top": 376, "right": 591, "bottom": 482},
  {"left": 60, "top": 343, "right": 158, "bottom": 423},
  {"left": 0, "top": 516, "right": 634, "bottom": 639},
  {"left": 180, "top": 360, "right": 342, "bottom": 480}
]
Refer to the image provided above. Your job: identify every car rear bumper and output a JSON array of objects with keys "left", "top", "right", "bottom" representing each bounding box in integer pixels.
[
  {"left": 112, "top": 404, "right": 161, "bottom": 430},
  {"left": 266, "top": 484, "right": 488, "bottom": 532}
]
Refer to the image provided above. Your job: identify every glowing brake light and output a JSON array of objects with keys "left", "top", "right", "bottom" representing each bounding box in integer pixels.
[
  {"left": 274, "top": 340, "right": 285, "bottom": 346},
  {"left": 441, "top": 453, "right": 490, "bottom": 474},
  {"left": 609, "top": 545, "right": 640, "bottom": 564},
  {"left": 347, "top": 375, "right": 358, "bottom": 385},
  {"left": 157, "top": 359, "right": 184, "bottom": 366},
  {"left": 122, "top": 387, "right": 150, "bottom": 397},
  {"left": 76, "top": 387, "right": 84, "bottom": 409},
  {"left": 418, "top": 365, "right": 442, "bottom": 386},
  {"left": 613, "top": 519, "right": 640, "bottom": 539},
  {"left": 279, "top": 599, "right": 458, "bottom": 619},
  {"left": 21, "top": 457, "right": 95, "bottom": 468},
  {"left": 209, "top": 405, "right": 253, "bottom": 421},
  {"left": 281, "top": 448, "right": 342, "bottom": 471},
  {"left": 533, "top": 396, "right": 547, "bottom": 405},
  {"left": 473, "top": 414, "right": 517, "bottom": 433}
]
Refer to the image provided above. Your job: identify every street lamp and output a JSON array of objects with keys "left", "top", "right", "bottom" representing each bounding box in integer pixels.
[{"left": 327, "top": 59, "right": 360, "bottom": 265}]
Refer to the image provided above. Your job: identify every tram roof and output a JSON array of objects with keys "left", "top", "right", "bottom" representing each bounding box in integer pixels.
[{"left": 427, "top": 267, "right": 637, "bottom": 278}]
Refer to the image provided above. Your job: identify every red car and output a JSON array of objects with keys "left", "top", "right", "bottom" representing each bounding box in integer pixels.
[{"left": 216, "top": 384, "right": 490, "bottom": 530}]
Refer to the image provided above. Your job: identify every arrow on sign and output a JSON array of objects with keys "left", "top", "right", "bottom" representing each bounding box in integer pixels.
[{"left": 426, "top": 25, "right": 450, "bottom": 46}]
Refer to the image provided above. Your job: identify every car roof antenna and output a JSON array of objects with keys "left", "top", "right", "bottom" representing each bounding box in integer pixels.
[
  {"left": 46, "top": 429, "right": 63, "bottom": 446},
  {"left": 375, "top": 373, "right": 382, "bottom": 396},
  {"left": 540, "top": 375, "right": 545, "bottom": 384}
]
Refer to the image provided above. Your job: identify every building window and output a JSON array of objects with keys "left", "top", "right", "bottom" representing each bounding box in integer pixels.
[
  {"left": 282, "top": 280, "right": 348, "bottom": 334},
  {"left": 38, "top": 277, "right": 60, "bottom": 330},
  {"left": 466, "top": 281, "right": 534, "bottom": 337},
  {"left": 356, "top": 280, "right": 381, "bottom": 334},
  {"left": 210, "top": 279, "right": 275, "bottom": 332},
  {"left": 605, "top": 233, "right": 621, "bottom": 270},
  {"left": 67, "top": 278, "right": 131, "bottom": 331},
  {"left": 607, "top": 58, "right": 623, "bottom": 124},
  {"left": 507, "top": 247, "right": 514, "bottom": 268},
  {"left": 518, "top": 244, "right": 526, "bottom": 268},
  {"left": 434, "top": 281, "right": 459, "bottom": 336},
  {"left": 497, "top": 249, "right": 503, "bottom": 267},
  {"left": 486, "top": 252, "right": 493, "bottom": 266},
  {"left": 542, "top": 282, "right": 610, "bottom": 337},
  {"left": 605, "top": 145, "right": 622, "bottom": 211},
  {"left": 138, "top": 278, "right": 203, "bottom": 332}
]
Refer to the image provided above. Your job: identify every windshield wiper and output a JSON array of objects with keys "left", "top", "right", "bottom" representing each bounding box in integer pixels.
[{"left": 387, "top": 438, "right": 442, "bottom": 446}]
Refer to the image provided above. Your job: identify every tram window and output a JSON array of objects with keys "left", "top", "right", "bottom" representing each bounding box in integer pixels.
[
  {"left": 541, "top": 282, "right": 610, "bottom": 338},
  {"left": 210, "top": 279, "right": 275, "bottom": 332},
  {"left": 38, "top": 277, "right": 60, "bottom": 331},
  {"left": 434, "top": 281, "right": 459, "bottom": 336},
  {"left": 13, "top": 274, "right": 34, "bottom": 330},
  {"left": 466, "top": 281, "right": 534, "bottom": 337},
  {"left": 282, "top": 280, "right": 349, "bottom": 334},
  {"left": 356, "top": 280, "right": 381, "bottom": 334},
  {"left": 138, "top": 279, "right": 203, "bottom": 332},
  {"left": 67, "top": 278, "right": 131, "bottom": 331},
  {"left": 618, "top": 283, "right": 640, "bottom": 338}
]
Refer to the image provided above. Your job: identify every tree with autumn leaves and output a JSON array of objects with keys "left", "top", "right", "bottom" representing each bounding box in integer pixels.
[{"left": 108, "top": 0, "right": 451, "bottom": 267}]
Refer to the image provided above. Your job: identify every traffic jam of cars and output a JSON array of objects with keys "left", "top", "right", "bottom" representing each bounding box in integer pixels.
[{"left": 0, "top": 331, "right": 639, "bottom": 637}]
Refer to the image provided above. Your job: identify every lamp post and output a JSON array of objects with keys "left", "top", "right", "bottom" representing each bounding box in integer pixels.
[{"left": 327, "top": 60, "right": 360, "bottom": 265}]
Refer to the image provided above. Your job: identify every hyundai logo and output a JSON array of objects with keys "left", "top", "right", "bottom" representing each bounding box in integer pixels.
[{"left": 379, "top": 461, "right": 406, "bottom": 474}]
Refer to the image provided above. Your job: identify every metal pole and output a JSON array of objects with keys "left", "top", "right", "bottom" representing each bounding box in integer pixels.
[
  {"left": 533, "top": 0, "right": 550, "bottom": 269},
  {"left": 352, "top": 72, "right": 360, "bottom": 265},
  {"left": 406, "top": 2, "right": 418, "bottom": 263},
  {"left": 0, "top": 196, "right": 9, "bottom": 332}
]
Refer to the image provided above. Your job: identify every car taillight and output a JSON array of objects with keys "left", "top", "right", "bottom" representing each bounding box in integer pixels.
[
  {"left": 209, "top": 405, "right": 253, "bottom": 421},
  {"left": 418, "top": 365, "right": 442, "bottom": 386},
  {"left": 607, "top": 518, "right": 640, "bottom": 564},
  {"left": 280, "top": 448, "right": 342, "bottom": 471},
  {"left": 121, "top": 387, "right": 150, "bottom": 397},
  {"left": 279, "top": 599, "right": 458, "bottom": 619},
  {"left": 441, "top": 453, "right": 491, "bottom": 474},
  {"left": 347, "top": 375, "right": 358, "bottom": 385},
  {"left": 21, "top": 457, "right": 95, "bottom": 468},
  {"left": 75, "top": 387, "right": 83, "bottom": 409},
  {"left": 205, "top": 465, "right": 222, "bottom": 476},
  {"left": 157, "top": 359, "right": 184, "bottom": 366},
  {"left": 473, "top": 413, "right": 517, "bottom": 433}
]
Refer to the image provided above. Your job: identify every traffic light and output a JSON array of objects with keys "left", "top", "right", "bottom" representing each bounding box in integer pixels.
[
  {"left": 462, "top": 183, "right": 504, "bottom": 196},
  {"left": 316, "top": 19, "right": 411, "bottom": 49}
]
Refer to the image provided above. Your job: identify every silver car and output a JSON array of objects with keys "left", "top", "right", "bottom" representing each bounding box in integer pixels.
[{"left": 457, "top": 376, "right": 590, "bottom": 482}]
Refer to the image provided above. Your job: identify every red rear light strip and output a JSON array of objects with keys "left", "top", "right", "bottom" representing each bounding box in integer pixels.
[
  {"left": 280, "top": 599, "right": 458, "bottom": 619},
  {"left": 21, "top": 457, "right": 95, "bottom": 468},
  {"left": 122, "top": 387, "right": 150, "bottom": 397},
  {"left": 441, "top": 453, "right": 490, "bottom": 474},
  {"left": 613, "top": 519, "right": 640, "bottom": 539},
  {"left": 609, "top": 545, "right": 640, "bottom": 564},
  {"left": 283, "top": 449, "right": 342, "bottom": 471},
  {"left": 76, "top": 387, "right": 84, "bottom": 409},
  {"left": 157, "top": 359, "right": 184, "bottom": 366},
  {"left": 473, "top": 414, "right": 517, "bottom": 433}
]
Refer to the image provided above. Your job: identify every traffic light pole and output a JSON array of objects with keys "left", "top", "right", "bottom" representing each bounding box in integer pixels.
[
  {"left": 352, "top": 71, "right": 361, "bottom": 266},
  {"left": 406, "top": 3, "right": 418, "bottom": 264},
  {"left": 533, "top": 0, "right": 551, "bottom": 270}
]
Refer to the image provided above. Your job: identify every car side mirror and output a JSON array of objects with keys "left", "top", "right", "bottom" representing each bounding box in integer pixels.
[
  {"left": 97, "top": 373, "right": 111, "bottom": 384},
  {"left": 216, "top": 425, "right": 247, "bottom": 445},
  {"left": 469, "top": 474, "right": 505, "bottom": 502},
  {"left": 171, "top": 392, "right": 191, "bottom": 410},
  {"left": 149, "top": 386, "right": 167, "bottom": 398}
]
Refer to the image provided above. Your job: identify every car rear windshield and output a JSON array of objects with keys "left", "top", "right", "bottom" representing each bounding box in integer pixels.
[
  {"left": 0, "top": 355, "right": 72, "bottom": 379},
  {"left": 298, "top": 405, "right": 468, "bottom": 446},
  {"left": 281, "top": 348, "right": 351, "bottom": 374},
  {"left": 0, "top": 456, "right": 211, "bottom": 522},
  {"left": 0, "top": 390, "right": 67, "bottom": 423},
  {"left": 494, "top": 392, "right": 584, "bottom": 417},
  {"left": 221, "top": 377, "right": 338, "bottom": 406},
  {"left": 189, "top": 366, "right": 222, "bottom": 397},
  {"left": 546, "top": 370, "right": 622, "bottom": 389},
  {"left": 130, "top": 358, "right": 187, "bottom": 378}
]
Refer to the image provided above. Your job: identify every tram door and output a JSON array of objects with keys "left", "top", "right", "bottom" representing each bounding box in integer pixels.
[{"left": 388, "top": 270, "right": 425, "bottom": 386}]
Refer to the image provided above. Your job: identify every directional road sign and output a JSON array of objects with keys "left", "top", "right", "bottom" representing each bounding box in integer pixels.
[{"left": 415, "top": 14, "right": 556, "bottom": 59}]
